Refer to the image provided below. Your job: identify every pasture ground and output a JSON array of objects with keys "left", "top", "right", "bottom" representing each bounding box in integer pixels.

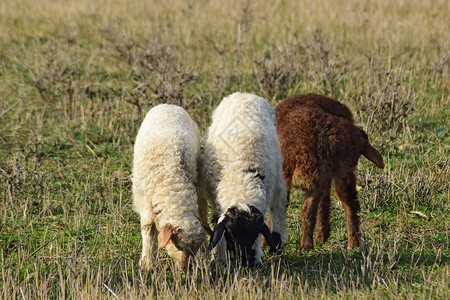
[{"left": 1, "top": 0, "right": 449, "bottom": 298}]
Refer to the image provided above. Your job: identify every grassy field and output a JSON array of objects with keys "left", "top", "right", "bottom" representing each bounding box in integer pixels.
[{"left": 1, "top": 0, "right": 449, "bottom": 298}]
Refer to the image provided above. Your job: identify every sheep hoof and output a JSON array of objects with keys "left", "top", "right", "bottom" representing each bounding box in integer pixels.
[
  {"left": 347, "top": 240, "right": 359, "bottom": 249},
  {"left": 301, "top": 242, "right": 314, "bottom": 252},
  {"left": 209, "top": 259, "right": 227, "bottom": 276},
  {"left": 255, "top": 261, "right": 264, "bottom": 269},
  {"left": 315, "top": 234, "right": 329, "bottom": 245},
  {"left": 315, "top": 237, "right": 325, "bottom": 244},
  {"left": 139, "top": 256, "right": 153, "bottom": 271}
]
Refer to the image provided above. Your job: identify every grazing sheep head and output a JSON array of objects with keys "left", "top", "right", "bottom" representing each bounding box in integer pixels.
[
  {"left": 209, "top": 204, "right": 276, "bottom": 266},
  {"left": 158, "top": 221, "right": 204, "bottom": 269}
]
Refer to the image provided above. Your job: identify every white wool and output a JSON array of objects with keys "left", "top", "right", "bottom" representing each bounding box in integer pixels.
[
  {"left": 203, "top": 92, "right": 288, "bottom": 242},
  {"left": 132, "top": 104, "right": 204, "bottom": 265}
]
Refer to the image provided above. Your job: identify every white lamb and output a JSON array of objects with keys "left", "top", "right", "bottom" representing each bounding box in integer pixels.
[
  {"left": 133, "top": 104, "right": 207, "bottom": 270},
  {"left": 202, "top": 92, "right": 288, "bottom": 266}
]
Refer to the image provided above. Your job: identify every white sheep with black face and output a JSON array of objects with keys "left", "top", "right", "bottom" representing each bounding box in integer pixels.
[
  {"left": 133, "top": 104, "right": 208, "bottom": 270},
  {"left": 201, "top": 92, "right": 288, "bottom": 266}
]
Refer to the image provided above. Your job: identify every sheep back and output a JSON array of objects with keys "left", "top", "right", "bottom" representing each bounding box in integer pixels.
[
  {"left": 204, "top": 92, "right": 284, "bottom": 212},
  {"left": 276, "top": 93, "right": 383, "bottom": 191}
]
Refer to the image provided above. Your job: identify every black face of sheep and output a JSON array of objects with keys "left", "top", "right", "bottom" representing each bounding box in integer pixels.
[{"left": 209, "top": 205, "right": 276, "bottom": 266}]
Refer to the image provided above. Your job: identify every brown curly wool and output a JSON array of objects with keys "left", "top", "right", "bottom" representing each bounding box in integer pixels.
[{"left": 275, "top": 94, "right": 384, "bottom": 251}]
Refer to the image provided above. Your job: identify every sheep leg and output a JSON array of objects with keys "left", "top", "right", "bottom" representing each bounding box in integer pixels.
[
  {"left": 140, "top": 219, "right": 158, "bottom": 271},
  {"left": 196, "top": 173, "right": 214, "bottom": 223},
  {"left": 315, "top": 193, "right": 331, "bottom": 244},
  {"left": 334, "top": 171, "right": 360, "bottom": 248},
  {"left": 301, "top": 190, "right": 322, "bottom": 251},
  {"left": 210, "top": 198, "right": 220, "bottom": 225},
  {"left": 267, "top": 179, "right": 289, "bottom": 251},
  {"left": 267, "top": 205, "right": 288, "bottom": 251},
  {"left": 210, "top": 235, "right": 228, "bottom": 270},
  {"left": 263, "top": 177, "right": 290, "bottom": 249},
  {"left": 195, "top": 192, "right": 210, "bottom": 253},
  {"left": 253, "top": 235, "right": 264, "bottom": 265},
  {"left": 285, "top": 177, "right": 292, "bottom": 207},
  {"left": 197, "top": 195, "right": 208, "bottom": 223}
]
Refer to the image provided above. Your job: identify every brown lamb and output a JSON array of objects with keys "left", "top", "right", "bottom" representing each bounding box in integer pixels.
[{"left": 275, "top": 93, "right": 384, "bottom": 251}]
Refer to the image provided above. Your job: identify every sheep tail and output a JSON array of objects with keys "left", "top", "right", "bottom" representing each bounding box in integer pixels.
[{"left": 363, "top": 144, "right": 385, "bottom": 169}]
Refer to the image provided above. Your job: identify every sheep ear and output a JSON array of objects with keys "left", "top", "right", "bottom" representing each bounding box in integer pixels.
[
  {"left": 260, "top": 223, "right": 277, "bottom": 252},
  {"left": 363, "top": 144, "right": 384, "bottom": 169},
  {"left": 158, "top": 224, "right": 174, "bottom": 249},
  {"left": 209, "top": 221, "right": 226, "bottom": 250}
]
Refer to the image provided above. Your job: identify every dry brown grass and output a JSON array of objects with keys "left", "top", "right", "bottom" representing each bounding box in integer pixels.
[{"left": 1, "top": 0, "right": 449, "bottom": 298}]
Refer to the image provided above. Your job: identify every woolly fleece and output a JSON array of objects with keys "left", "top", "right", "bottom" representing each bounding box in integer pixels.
[
  {"left": 202, "top": 92, "right": 288, "bottom": 262},
  {"left": 275, "top": 93, "right": 384, "bottom": 250},
  {"left": 133, "top": 104, "right": 205, "bottom": 268}
]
